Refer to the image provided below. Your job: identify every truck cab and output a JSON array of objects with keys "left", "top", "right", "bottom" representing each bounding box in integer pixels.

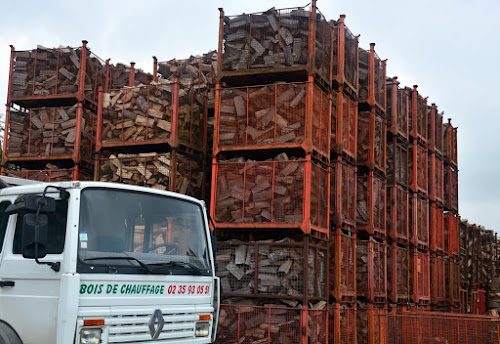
[{"left": 0, "top": 179, "right": 219, "bottom": 344}]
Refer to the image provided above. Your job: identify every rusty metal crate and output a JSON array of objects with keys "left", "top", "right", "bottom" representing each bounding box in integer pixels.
[
  {"left": 212, "top": 157, "right": 330, "bottom": 237},
  {"left": 409, "top": 86, "right": 428, "bottom": 142},
  {"left": 444, "top": 165, "right": 459, "bottom": 214},
  {"left": 331, "top": 90, "right": 357, "bottom": 162},
  {"left": 330, "top": 303, "right": 356, "bottom": 344},
  {"left": 330, "top": 229, "right": 356, "bottom": 301},
  {"left": 386, "top": 311, "right": 499, "bottom": 344},
  {"left": 429, "top": 103, "right": 444, "bottom": 156},
  {"left": 216, "top": 238, "right": 327, "bottom": 300},
  {"left": 444, "top": 212, "right": 460, "bottom": 257},
  {"left": 106, "top": 61, "right": 154, "bottom": 90},
  {"left": 330, "top": 158, "right": 357, "bottom": 227},
  {"left": 8, "top": 42, "right": 105, "bottom": 107},
  {"left": 386, "top": 77, "right": 410, "bottom": 140},
  {"left": 409, "top": 139, "right": 428, "bottom": 196},
  {"left": 215, "top": 82, "right": 331, "bottom": 160},
  {"left": 357, "top": 108, "right": 386, "bottom": 172},
  {"left": 4, "top": 104, "right": 95, "bottom": 165},
  {"left": 332, "top": 15, "right": 359, "bottom": 96},
  {"left": 216, "top": 303, "right": 329, "bottom": 344},
  {"left": 97, "top": 83, "right": 207, "bottom": 153},
  {"left": 410, "top": 194, "right": 429, "bottom": 249},
  {"left": 431, "top": 254, "right": 447, "bottom": 305},
  {"left": 356, "top": 171, "right": 386, "bottom": 237},
  {"left": 388, "top": 242, "right": 410, "bottom": 303},
  {"left": 429, "top": 153, "right": 444, "bottom": 205},
  {"left": 430, "top": 204, "right": 445, "bottom": 253},
  {"left": 387, "top": 185, "right": 409, "bottom": 244},
  {"left": 358, "top": 44, "right": 386, "bottom": 113},
  {"left": 4, "top": 167, "right": 92, "bottom": 182},
  {"left": 446, "top": 257, "right": 460, "bottom": 305},
  {"left": 219, "top": 2, "right": 333, "bottom": 87},
  {"left": 356, "top": 237, "right": 387, "bottom": 302},
  {"left": 443, "top": 119, "right": 458, "bottom": 167},
  {"left": 356, "top": 303, "right": 386, "bottom": 344},
  {"left": 387, "top": 136, "right": 408, "bottom": 188},
  {"left": 410, "top": 249, "right": 431, "bottom": 304}
]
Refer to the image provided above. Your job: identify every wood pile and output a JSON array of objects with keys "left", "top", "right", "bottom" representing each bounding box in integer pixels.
[
  {"left": 356, "top": 174, "right": 386, "bottom": 231},
  {"left": 222, "top": 8, "right": 312, "bottom": 71},
  {"left": 97, "top": 152, "right": 204, "bottom": 198},
  {"left": 218, "top": 83, "right": 307, "bottom": 147},
  {"left": 216, "top": 238, "right": 326, "bottom": 301},
  {"left": 357, "top": 110, "right": 385, "bottom": 168},
  {"left": 7, "top": 105, "right": 94, "bottom": 160},
  {"left": 11, "top": 46, "right": 105, "bottom": 100},
  {"left": 217, "top": 300, "right": 327, "bottom": 344},
  {"left": 358, "top": 48, "right": 369, "bottom": 101},
  {"left": 158, "top": 51, "right": 217, "bottom": 89},
  {"left": 108, "top": 63, "right": 153, "bottom": 89},
  {"left": 356, "top": 239, "right": 386, "bottom": 299}
]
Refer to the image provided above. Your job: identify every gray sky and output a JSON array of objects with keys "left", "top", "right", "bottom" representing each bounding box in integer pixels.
[{"left": 1, "top": 0, "right": 499, "bottom": 231}]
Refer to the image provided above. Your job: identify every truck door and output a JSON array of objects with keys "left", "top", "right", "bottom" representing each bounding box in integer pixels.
[{"left": 0, "top": 198, "right": 68, "bottom": 344}]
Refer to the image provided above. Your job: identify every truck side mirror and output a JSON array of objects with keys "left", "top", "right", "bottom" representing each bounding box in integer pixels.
[
  {"left": 22, "top": 213, "right": 49, "bottom": 259},
  {"left": 6, "top": 195, "right": 56, "bottom": 215}
]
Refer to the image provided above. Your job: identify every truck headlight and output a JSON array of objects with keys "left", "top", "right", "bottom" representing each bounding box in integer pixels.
[
  {"left": 80, "top": 328, "right": 102, "bottom": 344},
  {"left": 195, "top": 322, "right": 210, "bottom": 337}
]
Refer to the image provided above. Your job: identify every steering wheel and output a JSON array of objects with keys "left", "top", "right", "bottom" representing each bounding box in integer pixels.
[{"left": 146, "top": 242, "right": 178, "bottom": 255}]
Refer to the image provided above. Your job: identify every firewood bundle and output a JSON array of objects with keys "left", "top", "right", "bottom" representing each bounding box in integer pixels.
[
  {"left": 216, "top": 238, "right": 326, "bottom": 300},
  {"left": 214, "top": 154, "right": 305, "bottom": 224},
  {"left": 218, "top": 83, "right": 307, "bottom": 147},
  {"left": 102, "top": 85, "right": 174, "bottom": 143},
  {"left": 158, "top": 51, "right": 217, "bottom": 89},
  {"left": 222, "top": 8, "right": 312, "bottom": 71},
  {"left": 11, "top": 46, "right": 104, "bottom": 100},
  {"left": 97, "top": 152, "right": 203, "bottom": 197},
  {"left": 7, "top": 105, "right": 94, "bottom": 159},
  {"left": 108, "top": 63, "right": 153, "bottom": 89}
]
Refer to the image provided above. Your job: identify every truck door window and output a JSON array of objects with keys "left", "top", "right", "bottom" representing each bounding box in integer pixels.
[
  {"left": 13, "top": 199, "right": 68, "bottom": 254},
  {"left": 0, "top": 201, "right": 12, "bottom": 253}
]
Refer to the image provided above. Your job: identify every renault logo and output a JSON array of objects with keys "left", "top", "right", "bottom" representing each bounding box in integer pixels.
[{"left": 148, "top": 309, "right": 165, "bottom": 339}]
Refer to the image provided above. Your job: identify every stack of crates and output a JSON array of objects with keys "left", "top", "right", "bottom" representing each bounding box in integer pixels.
[
  {"left": 212, "top": 2, "right": 333, "bottom": 343},
  {"left": 94, "top": 57, "right": 209, "bottom": 201},
  {"left": 2, "top": 41, "right": 104, "bottom": 181}
]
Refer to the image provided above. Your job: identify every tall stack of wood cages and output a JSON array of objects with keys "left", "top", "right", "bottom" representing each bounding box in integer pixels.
[{"left": 2, "top": 41, "right": 103, "bottom": 180}]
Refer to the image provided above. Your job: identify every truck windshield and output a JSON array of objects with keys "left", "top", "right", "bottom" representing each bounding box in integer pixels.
[{"left": 77, "top": 188, "right": 211, "bottom": 276}]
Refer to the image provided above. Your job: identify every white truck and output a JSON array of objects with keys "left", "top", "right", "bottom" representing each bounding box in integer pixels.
[{"left": 0, "top": 177, "right": 219, "bottom": 344}]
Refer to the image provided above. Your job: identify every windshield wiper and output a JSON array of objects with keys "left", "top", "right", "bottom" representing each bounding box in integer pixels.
[
  {"left": 149, "top": 261, "right": 208, "bottom": 275},
  {"left": 82, "top": 256, "right": 152, "bottom": 273}
]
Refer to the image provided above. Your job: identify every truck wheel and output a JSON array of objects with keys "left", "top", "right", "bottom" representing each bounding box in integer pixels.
[{"left": 0, "top": 322, "right": 22, "bottom": 344}]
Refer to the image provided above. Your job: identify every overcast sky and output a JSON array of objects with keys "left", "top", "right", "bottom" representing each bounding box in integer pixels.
[{"left": 1, "top": 0, "right": 499, "bottom": 231}]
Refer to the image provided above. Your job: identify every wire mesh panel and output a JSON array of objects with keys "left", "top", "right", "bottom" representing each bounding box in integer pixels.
[
  {"left": 446, "top": 257, "right": 460, "bottom": 304},
  {"left": 387, "top": 137, "right": 408, "bottom": 187},
  {"left": 388, "top": 243, "right": 410, "bottom": 303},
  {"left": 10, "top": 45, "right": 106, "bottom": 104},
  {"left": 356, "top": 303, "right": 385, "bottom": 344},
  {"left": 411, "top": 250, "right": 430, "bottom": 303},
  {"left": 5, "top": 167, "right": 92, "bottom": 182},
  {"left": 217, "top": 82, "right": 330, "bottom": 159},
  {"left": 330, "top": 232, "right": 356, "bottom": 300},
  {"left": 411, "top": 196, "right": 429, "bottom": 248},
  {"left": 412, "top": 140, "right": 429, "bottom": 195},
  {"left": 445, "top": 212, "right": 460, "bottom": 257},
  {"left": 373, "top": 51, "right": 386, "bottom": 111},
  {"left": 358, "top": 46, "right": 386, "bottom": 111},
  {"left": 216, "top": 239, "right": 327, "bottom": 299},
  {"left": 433, "top": 105, "right": 444, "bottom": 155},
  {"left": 357, "top": 172, "right": 386, "bottom": 236},
  {"left": 213, "top": 158, "right": 329, "bottom": 235},
  {"left": 386, "top": 79, "right": 409, "bottom": 139},
  {"left": 357, "top": 109, "right": 386, "bottom": 171},
  {"left": 221, "top": 5, "right": 332, "bottom": 84},
  {"left": 330, "top": 159, "right": 357, "bottom": 226},
  {"left": 339, "top": 305, "right": 356, "bottom": 344},
  {"left": 433, "top": 154, "right": 445, "bottom": 204},
  {"left": 7, "top": 105, "right": 95, "bottom": 162},
  {"left": 357, "top": 238, "right": 387, "bottom": 301},
  {"left": 445, "top": 165, "right": 459, "bottom": 213},
  {"left": 444, "top": 120, "right": 458, "bottom": 167},
  {"left": 431, "top": 254, "right": 446, "bottom": 304},
  {"left": 409, "top": 88, "right": 428, "bottom": 142},
  {"left": 430, "top": 204, "right": 445, "bottom": 252},
  {"left": 97, "top": 152, "right": 204, "bottom": 198},
  {"left": 387, "top": 185, "right": 409, "bottom": 243},
  {"left": 331, "top": 91, "right": 357, "bottom": 160},
  {"left": 386, "top": 312, "right": 499, "bottom": 344}
]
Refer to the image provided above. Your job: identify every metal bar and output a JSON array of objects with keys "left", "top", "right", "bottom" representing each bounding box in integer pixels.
[
  {"left": 171, "top": 76, "right": 180, "bottom": 148},
  {"left": 72, "top": 102, "right": 84, "bottom": 164},
  {"left": 153, "top": 56, "right": 158, "bottom": 82},
  {"left": 78, "top": 41, "right": 88, "bottom": 101},
  {"left": 128, "top": 62, "right": 135, "bottom": 87}
]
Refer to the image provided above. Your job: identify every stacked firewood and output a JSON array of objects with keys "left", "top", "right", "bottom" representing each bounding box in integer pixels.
[
  {"left": 7, "top": 105, "right": 94, "bottom": 159},
  {"left": 222, "top": 8, "right": 312, "bottom": 71},
  {"left": 108, "top": 63, "right": 153, "bottom": 89},
  {"left": 214, "top": 153, "right": 306, "bottom": 224},
  {"left": 5, "top": 163, "right": 92, "bottom": 182},
  {"left": 158, "top": 51, "right": 217, "bottom": 89},
  {"left": 11, "top": 46, "right": 105, "bottom": 100},
  {"left": 101, "top": 85, "right": 174, "bottom": 143},
  {"left": 218, "top": 84, "right": 307, "bottom": 147},
  {"left": 97, "top": 152, "right": 204, "bottom": 197},
  {"left": 216, "top": 238, "right": 326, "bottom": 302}
]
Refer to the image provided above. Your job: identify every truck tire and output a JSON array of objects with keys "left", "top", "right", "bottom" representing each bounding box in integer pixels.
[{"left": 0, "top": 322, "right": 22, "bottom": 344}]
